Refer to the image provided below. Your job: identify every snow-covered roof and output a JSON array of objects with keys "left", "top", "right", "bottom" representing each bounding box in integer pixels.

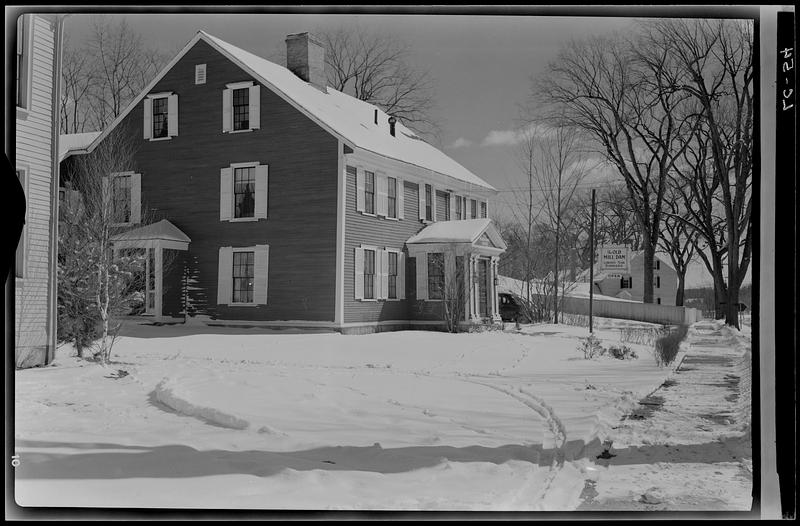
[
  {"left": 110, "top": 219, "right": 191, "bottom": 243},
  {"left": 59, "top": 132, "right": 101, "bottom": 162},
  {"left": 74, "top": 31, "right": 494, "bottom": 192},
  {"left": 406, "top": 218, "right": 506, "bottom": 249}
]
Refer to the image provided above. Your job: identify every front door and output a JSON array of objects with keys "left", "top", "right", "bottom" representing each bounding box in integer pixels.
[{"left": 478, "top": 258, "right": 488, "bottom": 318}]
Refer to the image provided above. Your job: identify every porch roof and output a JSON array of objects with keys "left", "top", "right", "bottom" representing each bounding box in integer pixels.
[
  {"left": 405, "top": 218, "right": 507, "bottom": 250},
  {"left": 110, "top": 219, "right": 191, "bottom": 244}
]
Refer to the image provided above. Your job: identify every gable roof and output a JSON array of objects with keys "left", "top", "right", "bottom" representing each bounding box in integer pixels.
[
  {"left": 76, "top": 31, "right": 495, "bottom": 192},
  {"left": 59, "top": 132, "right": 101, "bottom": 162},
  {"left": 406, "top": 218, "right": 507, "bottom": 249},
  {"left": 110, "top": 219, "right": 191, "bottom": 243}
]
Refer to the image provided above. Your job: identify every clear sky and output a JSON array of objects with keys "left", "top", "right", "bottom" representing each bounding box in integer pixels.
[{"left": 60, "top": 8, "right": 755, "bottom": 287}]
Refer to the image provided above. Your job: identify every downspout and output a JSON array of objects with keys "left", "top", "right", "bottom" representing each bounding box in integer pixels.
[{"left": 46, "top": 14, "right": 65, "bottom": 364}]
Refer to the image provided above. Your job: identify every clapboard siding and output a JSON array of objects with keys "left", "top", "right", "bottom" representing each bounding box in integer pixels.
[
  {"left": 88, "top": 39, "right": 339, "bottom": 322},
  {"left": 343, "top": 148, "right": 460, "bottom": 324},
  {"left": 15, "top": 14, "right": 58, "bottom": 367}
]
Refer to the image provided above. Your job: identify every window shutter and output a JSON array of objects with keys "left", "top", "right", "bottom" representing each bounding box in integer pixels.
[
  {"left": 168, "top": 94, "right": 178, "bottom": 137},
  {"left": 376, "top": 174, "right": 388, "bottom": 217},
  {"left": 143, "top": 98, "right": 152, "bottom": 140},
  {"left": 130, "top": 173, "right": 142, "bottom": 224},
  {"left": 249, "top": 84, "right": 260, "bottom": 129},
  {"left": 356, "top": 169, "right": 365, "bottom": 213},
  {"left": 484, "top": 200, "right": 489, "bottom": 218},
  {"left": 254, "top": 244, "right": 269, "bottom": 304},
  {"left": 354, "top": 247, "right": 364, "bottom": 300},
  {"left": 398, "top": 252, "right": 406, "bottom": 299},
  {"left": 397, "top": 179, "right": 405, "bottom": 220},
  {"left": 222, "top": 88, "right": 232, "bottom": 132},
  {"left": 220, "top": 167, "right": 232, "bottom": 221},
  {"left": 448, "top": 192, "right": 455, "bottom": 221},
  {"left": 255, "top": 164, "right": 269, "bottom": 219},
  {"left": 217, "top": 246, "right": 233, "bottom": 305},
  {"left": 418, "top": 184, "right": 425, "bottom": 221},
  {"left": 416, "top": 254, "right": 428, "bottom": 301},
  {"left": 379, "top": 249, "right": 389, "bottom": 300},
  {"left": 431, "top": 186, "right": 438, "bottom": 222},
  {"left": 462, "top": 197, "right": 468, "bottom": 220}
]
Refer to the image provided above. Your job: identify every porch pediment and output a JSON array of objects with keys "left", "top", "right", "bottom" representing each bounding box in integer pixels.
[
  {"left": 405, "top": 218, "right": 507, "bottom": 253},
  {"left": 110, "top": 219, "right": 191, "bottom": 251}
]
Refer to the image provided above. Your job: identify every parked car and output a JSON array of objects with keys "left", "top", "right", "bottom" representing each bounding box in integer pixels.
[{"left": 499, "top": 292, "right": 530, "bottom": 323}]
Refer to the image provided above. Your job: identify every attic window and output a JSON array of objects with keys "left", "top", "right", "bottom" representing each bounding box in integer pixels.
[{"left": 195, "top": 64, "right": 207, "bottom": 85}]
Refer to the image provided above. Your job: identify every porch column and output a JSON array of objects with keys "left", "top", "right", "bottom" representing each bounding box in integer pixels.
[
  {"left": 490, "top": 256, "right": 501, "bottom": 322},
  {"left": 463, "top": 251, "right": 471, "bottom": 322},
  {"left": 155, "top": 242, "right": 163, "bottom": 319},
  {"left": 469, "top": 255, "right": 480, "bottom": 322}
]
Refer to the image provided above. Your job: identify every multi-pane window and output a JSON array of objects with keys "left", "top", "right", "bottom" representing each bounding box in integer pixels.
[
  {"left": 480, "top": 201, "right": 487, "bottom": 218},
  {"left": 455, "top": 195, "right": 462, "bottom": 220},
  {"left": 152, "top": 97, "right": 169, "bottom": 138},
  {"left": 364, "top": 171, "right": 375, "bottom": 214},
  {"left": 427, "top": 252, "right": 444, "bottom": 300},
  {"left": 654, "top": 260, "right": 661, "bottom": 270},
  {"left": 425, "top": 184, "right": 433, "bottom": 221},
  {"left": 16, "top": 16, "right": 28, "bottom": 109},
  {"left": 363, "top": 249, "right": 376, "bottom": 299},
  {"left": 388, "top": 251, "right": 398, "bottom": 299},
  {"left": 654, "top": 275, "right": 661, "bottom": 289},
  {"left": 470, "top": 199, "right": 477, "bottom": 219},
  {"left": 112, "top": 175, "right": 132, "bottom": 223},
  {"left": 387, "top": 177, "right": 397, "bottom": 218},
  {"left": 232, "top": 251, "right": 255, "bottom": 303},
  {"left": 233, "top": 87, "right": 250, "bottom": 131},
  {"left": 234, "top": 166, "right": 256, "bottom": 218}
]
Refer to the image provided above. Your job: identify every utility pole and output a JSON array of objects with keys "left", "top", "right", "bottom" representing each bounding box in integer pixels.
[{"left": 589, "top": 188, "right": 596, "bottom": 334}]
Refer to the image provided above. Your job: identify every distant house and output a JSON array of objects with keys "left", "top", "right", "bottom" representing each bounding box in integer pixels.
[
  {"left": 61, "top": 31, "right": 506, "bottom": 333},
  {"left": 587, "top": 251, "right": 678, "bottom": 306},
  {"left": 14, "top": 13, "right": 65, "bottom": 368}
]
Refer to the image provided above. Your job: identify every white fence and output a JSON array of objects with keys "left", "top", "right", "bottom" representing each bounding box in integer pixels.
[{"left": 557, "top": 295, "right": 702, "bottom": 325}]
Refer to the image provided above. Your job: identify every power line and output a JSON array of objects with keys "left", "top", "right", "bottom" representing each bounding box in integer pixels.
[{"left": 493, "top": 180, "right": 627, "bottom": 193}]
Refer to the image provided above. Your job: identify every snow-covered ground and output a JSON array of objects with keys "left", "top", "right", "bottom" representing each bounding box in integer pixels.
[{"left": 13, "top": 317, "right": 750, "bottom": 511}]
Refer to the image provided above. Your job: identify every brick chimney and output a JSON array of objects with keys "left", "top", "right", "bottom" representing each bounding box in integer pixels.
[{"left": 285, "top": 32, "right": 326, "bottom": 92}]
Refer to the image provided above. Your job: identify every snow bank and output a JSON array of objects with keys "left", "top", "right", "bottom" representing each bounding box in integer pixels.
[
  {"left": 153, "top": 377, "right": 250, "bottom": 430},
  {"left": 720, "top": 324, "right": 752, "bottom": 432}
]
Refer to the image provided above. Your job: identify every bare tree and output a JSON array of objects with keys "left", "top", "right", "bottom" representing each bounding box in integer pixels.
[
  {"left": 59, "top": 124, "right": 150, "bottom": 364},
  {"left": 317, "top": 26, "right": 440, "bottom": 142},
  {"left": 644, "top": 19, "right": 753, "bottom": 327},
  {"left": 60, "top": 36, "right": 96, "bottom": 134},
  {"left": 536, "top": 31, "right": 698, "bottom": 304},
  {"left": 658, "top": 185, "right": 698, "bottom": 306},
  {"left": 523, "top": 124, "right": 591, "bottom": 322},
  {"left": 61, "top": 16, "right": 170, "bottom": 133}
]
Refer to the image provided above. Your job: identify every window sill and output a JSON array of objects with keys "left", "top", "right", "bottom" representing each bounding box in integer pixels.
[
  {"left": 359, "top": 211, "right": 377, "bottom": 218},
  {"left": 384, "top": 216, "right": 399, "bottom": 221},
  {"left": 148, "top": 136, "right": 173, "bottom": 142},
  {"left": 16, "top": 106, "right": 30, "bottom": 120},
  {"left": 229, "top": 217, "right": 262, "bottom": 223},
  {"left": 227, "top": 302, "right": 262, "bottom": 307},
  {"left": 226, "top": 128, "right": 255, "bottom": 134},
  {"left": 358, "top": 298, "right": 378, "bottom": 302}
]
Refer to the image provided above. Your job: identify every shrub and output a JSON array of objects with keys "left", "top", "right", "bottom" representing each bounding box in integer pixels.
[
  {"left": 608, "top": 343, "right": 637, "bottom": 360},
  {"left": 577, "top": 333, "right": 605, "bottom": 359},
  {"left": 618, "top": 325, "right": 671, "bottom": 346},
  {"left": 654, "top": 325, "right": 689, "bottom": 367}
]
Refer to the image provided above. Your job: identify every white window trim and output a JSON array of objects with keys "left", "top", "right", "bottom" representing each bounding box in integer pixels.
[
  {"left": 359, "top": 243, "right": 380, "bottom": 302},
  {"left": 109, "top": 171, "right": 137, "bottom": 227},
  {"left": 146, "top": 92, "right": 174, "bottom": 142},
  {"left": 384, "top": 247, "right": 403, "bottom": 301},
  {"left": 230, "top": 246, "right": 257, "bottom": 306},
  {"left": 224, "top": 81, "right": 259, "bottom": 133},
  {"left": 15, "top": 14, "right": 33, "bottom": 115},
  {"left": 228, "top": 161, "right": 263, "bottom": 222}
]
